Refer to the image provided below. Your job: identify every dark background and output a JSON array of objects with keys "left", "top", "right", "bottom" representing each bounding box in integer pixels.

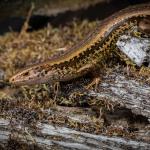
[{"left": 0, "top": 0, "right": 149, "bottom": 34}]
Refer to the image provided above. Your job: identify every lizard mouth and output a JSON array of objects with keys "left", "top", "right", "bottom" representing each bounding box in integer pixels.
[
  {"left": 9, "top": 75, "right": 38, "bottom": 86},
  {"left": 9, "top": 75, "right": 27, "bottom": 86}
]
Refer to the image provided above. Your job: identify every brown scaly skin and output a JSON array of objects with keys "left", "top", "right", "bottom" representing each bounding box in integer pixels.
[{"left": 10, "top": 4, "right": 150, "bottom": 86}]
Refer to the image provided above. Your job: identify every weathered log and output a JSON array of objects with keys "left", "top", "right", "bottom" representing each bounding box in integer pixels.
[
  {"left": 0, "top": 0, "right": 107, "bottom": 19},
  {"left": 0, "top": 118, "right": 150, "bottom": 150},
  {"left": 86, "top": 73, "right": 150, "bottom": 120},
  {"left": 116, "top": 35, "right": 150, "bottom": 67}
]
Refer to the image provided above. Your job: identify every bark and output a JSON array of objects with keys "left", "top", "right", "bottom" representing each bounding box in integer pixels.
[
  {"left": 0, "top": 118, "right": 150, "bottom": 150},
  {"left": 87, "top": 73, "right": 150, "bottom": 120},
  {"left": 0, "top": 0, "right": 112, "bottom": 19},
  {"left": 116, "top": 35, "right": 150, "bottom": 67}
]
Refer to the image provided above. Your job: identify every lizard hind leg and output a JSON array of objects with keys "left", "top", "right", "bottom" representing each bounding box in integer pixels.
[{"left": 85, "top": 76, "right": 101, "bottom": 91}]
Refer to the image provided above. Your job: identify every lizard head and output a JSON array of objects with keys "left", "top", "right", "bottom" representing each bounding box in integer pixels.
[{"left": 9, "top": 64, "right": 57, "bottom": 86}]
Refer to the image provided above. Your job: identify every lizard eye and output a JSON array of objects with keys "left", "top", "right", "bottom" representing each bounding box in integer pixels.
[
  {"left": 22, "top": 72, "right": 29, "bottom": 76},
  {"left": 11, "top": 78, "right": 14, "bottom": 81}
]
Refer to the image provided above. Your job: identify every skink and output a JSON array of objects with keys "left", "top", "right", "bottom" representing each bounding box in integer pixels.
[{"left": 9, "top": 4, "right": 150, "bottom": 86}]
